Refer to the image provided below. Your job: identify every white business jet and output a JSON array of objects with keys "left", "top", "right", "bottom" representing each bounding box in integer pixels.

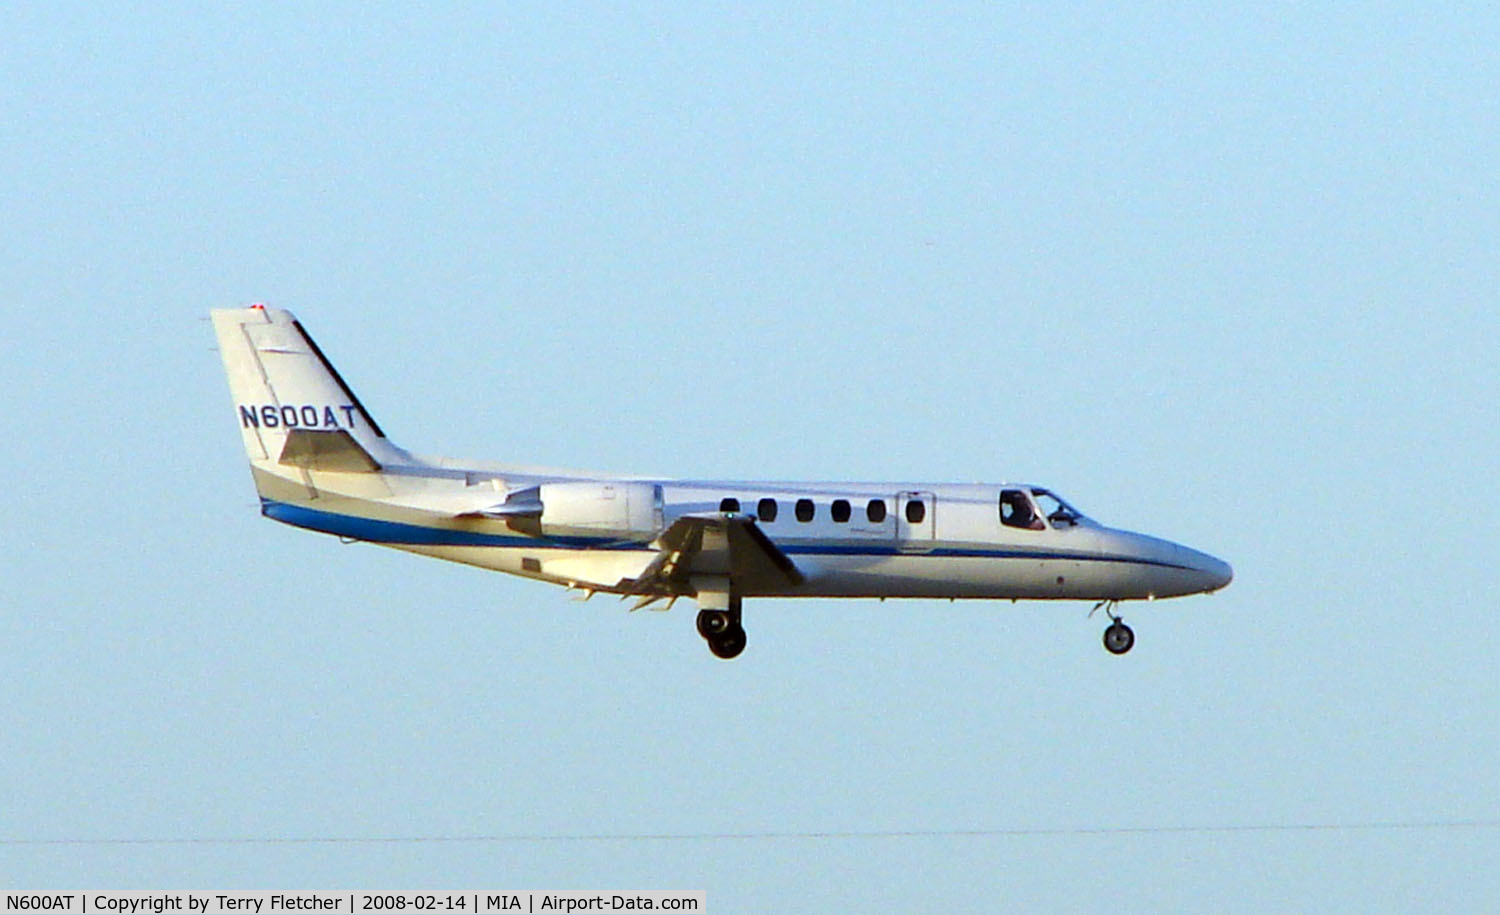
[{"left": 212, "top": 306, "right": 1231, "bottom": 659}]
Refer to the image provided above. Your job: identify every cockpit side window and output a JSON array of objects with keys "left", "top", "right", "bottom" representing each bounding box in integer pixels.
[{"left": 1000, "top": 489, "right": 1045, "bottom": 530}]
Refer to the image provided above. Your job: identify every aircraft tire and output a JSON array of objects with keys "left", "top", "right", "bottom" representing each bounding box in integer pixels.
[
  {"left": 708, "top": 626, "right": 747, "bottom": 660},
  {"left": 1103, "top": 622, "right": 1135, "bottom": 655},
  {"left": 697, "top": 610, "right": 731, "bottom": 638}
]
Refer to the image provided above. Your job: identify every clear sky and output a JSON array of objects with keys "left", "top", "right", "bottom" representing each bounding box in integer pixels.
[{"left": 1, "top": 2, "right": 1496, "bottom": 911}]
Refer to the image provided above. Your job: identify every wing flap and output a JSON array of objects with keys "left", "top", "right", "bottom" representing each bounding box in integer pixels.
[{"left": 626, "top": 513, "right": 803, "bottom": 596}]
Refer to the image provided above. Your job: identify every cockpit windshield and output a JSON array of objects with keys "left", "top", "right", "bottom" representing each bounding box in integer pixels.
[{"left": 1031, "top": 489, "right": 1084, "bottom": 528}]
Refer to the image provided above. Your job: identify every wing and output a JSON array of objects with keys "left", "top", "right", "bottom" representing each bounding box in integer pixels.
[{"left": 623, "top": 512, "right": 804, "bottom": 602}]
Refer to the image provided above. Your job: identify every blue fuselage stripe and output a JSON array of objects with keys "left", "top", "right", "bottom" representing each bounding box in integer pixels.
[{"left": 260, "top": 499, "right": 1193, "bottom": 569}]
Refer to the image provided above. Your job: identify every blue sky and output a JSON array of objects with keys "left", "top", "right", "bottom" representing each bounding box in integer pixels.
[{"left": 1, "top": 3, "right": 1496, "bottom": 910}]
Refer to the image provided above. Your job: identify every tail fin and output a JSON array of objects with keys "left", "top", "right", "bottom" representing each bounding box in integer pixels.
[{"left": 211, "top": 305, "right": 408, "bottom": 496}]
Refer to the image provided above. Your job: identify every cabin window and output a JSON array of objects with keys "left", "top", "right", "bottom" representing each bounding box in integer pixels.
[
  {"left": 905, "top": 499, "right": 926, "bottom": 524},
  {"left": 867, "top": 499, "right": 887, "bottom": 523},
  {"left": 795, "top": 498, "right": 815, "bottom": 522},
  {"left": 831, "top": 499, "right": 851, "bottom": 523},
  {"left": 1000, "top": 489, "right": 1044, "bottom": 530},
  {"left": 719, "top": 497, "right": 740, "bottom": 513},
  {"left": 757, "top": 497, "right": 778, "bottom": 522}
]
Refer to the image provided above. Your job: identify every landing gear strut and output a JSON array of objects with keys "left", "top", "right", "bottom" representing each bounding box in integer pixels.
[
  {"left": 1092, "top": 600, "right": 1135, "bottom": 655},
  {"left": 697, "top": 595, "right": 746, "bottom": 659}
]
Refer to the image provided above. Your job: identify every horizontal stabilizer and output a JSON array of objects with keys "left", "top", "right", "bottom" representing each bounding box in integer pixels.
[{"left": 278, "top": 428, "right": 381, "bottom": 473}]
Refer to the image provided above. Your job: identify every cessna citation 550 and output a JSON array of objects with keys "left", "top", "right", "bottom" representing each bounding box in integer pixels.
[{"left": 212, "top": 305, "right": 1232, "bottom": 659}]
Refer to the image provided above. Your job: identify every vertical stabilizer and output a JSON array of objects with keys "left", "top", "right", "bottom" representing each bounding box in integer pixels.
[{"left": 211, "top": 306, "right": 409, "bottom": 497}]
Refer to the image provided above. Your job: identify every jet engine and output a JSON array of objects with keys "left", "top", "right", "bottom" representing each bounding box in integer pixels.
[{"left": 498, "top": 481, "right": 664, "bottom": 542}]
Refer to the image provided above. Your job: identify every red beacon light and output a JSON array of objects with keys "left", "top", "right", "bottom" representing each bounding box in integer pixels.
[{"left": 250, "top": 302, "right": 267, "bottom": 310}]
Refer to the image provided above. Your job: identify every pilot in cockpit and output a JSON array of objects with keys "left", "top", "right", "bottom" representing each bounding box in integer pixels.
[{"left": 1000, "top": 489, "right": 1045, "bottom": 531}]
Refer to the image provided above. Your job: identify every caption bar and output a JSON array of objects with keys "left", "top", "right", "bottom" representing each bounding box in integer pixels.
[{"left": 3, "top": 894, "right": 704, "bottom": 915}]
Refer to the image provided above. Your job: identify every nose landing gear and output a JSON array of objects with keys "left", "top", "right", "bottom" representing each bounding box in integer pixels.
[
  {"left": 1091, "top": 600, "right": 1135, "bottom": 655},
  {"left": 1103, "top": 620, "right": 1135, "bottom": 654}
]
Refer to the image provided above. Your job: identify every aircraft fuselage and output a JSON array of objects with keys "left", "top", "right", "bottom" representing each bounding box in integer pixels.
[{"left": 215, "top": 305, "right": 1232, "bottom": 659}]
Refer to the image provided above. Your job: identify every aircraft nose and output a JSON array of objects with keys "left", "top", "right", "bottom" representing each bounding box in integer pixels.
[
  {"left": 1103, "top": 529, "right": 1234, "bottom": 598},
  {"left": 1184, "top": 548, "right": 1233, "bottom": 592}
]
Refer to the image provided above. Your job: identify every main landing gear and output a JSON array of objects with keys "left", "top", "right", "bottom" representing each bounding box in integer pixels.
[
  {"left": 696, "top": 596, "right": 746, "bottom": 660},
  {"left": 1092, "top": 600, "right": 1135, "bottom": 655}
]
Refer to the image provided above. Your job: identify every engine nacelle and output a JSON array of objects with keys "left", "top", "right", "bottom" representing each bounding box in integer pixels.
[{"left": 504, "top": 481, "right": 664, "bottom": 542}]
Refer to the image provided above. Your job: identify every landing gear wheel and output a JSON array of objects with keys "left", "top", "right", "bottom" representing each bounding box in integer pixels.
[
  {"left": 708, "top": 626, "right": 747, "bottom": 659},
  {"left": 697, "top": 609, "right": 731, "bottom": 638},
  {"left": 1103, "top": 621, "right": 1135, "bottom": 655}
]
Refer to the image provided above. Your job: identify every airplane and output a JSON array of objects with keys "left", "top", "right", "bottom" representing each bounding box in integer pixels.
[{"left": 211, "top": 305, "right": 1232, "bottom": 659}]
